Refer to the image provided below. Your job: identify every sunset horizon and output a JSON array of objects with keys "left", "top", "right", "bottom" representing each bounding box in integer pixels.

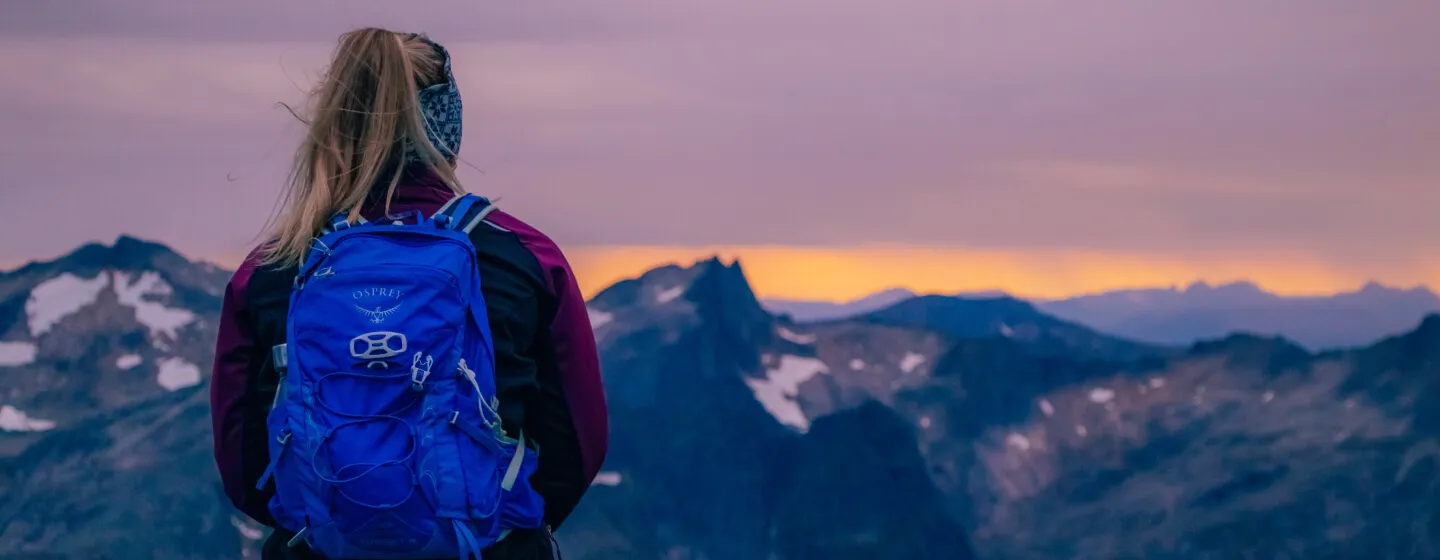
[{"left": 5, "top": 234, "right": 1434, "bottom": 303}]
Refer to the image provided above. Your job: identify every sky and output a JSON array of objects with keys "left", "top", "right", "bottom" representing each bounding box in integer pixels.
[{"left": 1, "top": 1, "right": 1438, "bottom": 301}]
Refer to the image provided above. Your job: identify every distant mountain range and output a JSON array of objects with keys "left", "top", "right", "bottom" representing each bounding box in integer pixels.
[
  {"left": 1037, "top": 281, "right": 1440, "bottom": 350},
  {"left": 763, "top": 288, "right": 917, "bottom": 322},
  {"left": 765, "top": 281, "right": 1440, "bottom": 350},
  {"left": 3, "top": 238, "right": 1440, "bottom": 558}
]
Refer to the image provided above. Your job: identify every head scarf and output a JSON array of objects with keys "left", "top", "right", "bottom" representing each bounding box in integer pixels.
[{"left": 408, "top": 37, "right": 462, "bottom": 166}]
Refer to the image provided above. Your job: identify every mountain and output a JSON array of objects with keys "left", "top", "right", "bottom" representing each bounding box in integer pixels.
[
  {"left": 908, "top": 319, "right": 1440, "bottom": 559},
  {"left": 853, "top": 294, "right": 1171, "bottom": 362},
  {"left": 5, "top": 239, "right": 1440, "bottom": 559},
  {"left": 575, "top": 259, "right": 1440, "bottom": 558},
  {"left": 1038, "top": 280, "right": 1440, "bottom": 350},
  {"left": 0, "top": 235, "right": 227, "bottom": 435},
  {"left": 571, "top": 258, "right": 974, "bottom": 558},
  {"left": 0, "top": 236, "right": 259, "bottom": 558},
  {"left": 762, "top": 288, "right": 916, "bottom": 322}
]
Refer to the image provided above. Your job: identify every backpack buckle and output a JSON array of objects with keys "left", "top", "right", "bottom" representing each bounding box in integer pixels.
[
  {"left": 410, "top": 353, "right": 434, "bottom": 391},
  {"left": 270, "top": 344, "right": 288, "bottom": 374}
]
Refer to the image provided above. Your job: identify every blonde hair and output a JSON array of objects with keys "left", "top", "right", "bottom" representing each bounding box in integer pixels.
[{"left": 263, "top": 27, "right": 465, "bottom": 266}]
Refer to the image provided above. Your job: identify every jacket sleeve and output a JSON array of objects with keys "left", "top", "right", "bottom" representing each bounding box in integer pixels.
[
  {"left": 209, "top": 261, "right": 276, "bottom": 526},
  {"left": 541, "top": 248, "right": 609, "bottom": 487},
  {"left": 489, "top": 212, "right": 609, "bottom": 529}
]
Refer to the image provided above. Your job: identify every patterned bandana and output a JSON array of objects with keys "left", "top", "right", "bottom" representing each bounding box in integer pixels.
[{"left": 407, "top": 38, "right": 463, "bottom": 166}]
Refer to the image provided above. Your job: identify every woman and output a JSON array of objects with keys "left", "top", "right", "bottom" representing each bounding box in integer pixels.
[{"left": 210, "top": 28, "right": 608, "bottom": 559}]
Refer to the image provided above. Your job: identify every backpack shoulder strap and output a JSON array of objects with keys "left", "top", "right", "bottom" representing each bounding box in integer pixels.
[
  {"left": 435, "top": 194, "right": 498, "bottom": 234},
  {"left": 320, "top": 210, "right": 369, "bottom": 235}
]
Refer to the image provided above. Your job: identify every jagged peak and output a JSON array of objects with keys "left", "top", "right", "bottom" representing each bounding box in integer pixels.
[
  {"left": 588, "top": 255, "right": 763, "bottom": 317},
  {"left": 6, "top": 235, "right": 188, "bottom": 278},
  {"left": 1, "top": 237, "right": 229, "bottom": 312},
  {"left": 686, "top": 256, "right": 767, "bottom": 316}
]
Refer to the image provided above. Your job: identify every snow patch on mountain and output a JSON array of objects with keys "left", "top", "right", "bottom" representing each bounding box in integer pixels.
[
  {"left": 587, "top": 307, "right": 613, "bottom": 330},
  {"left": 656, "top": 286, "right": 684, "bottom": 304},
  {"left": 1006, "top": 432, "right": 1032, "bottom": 451},
  {"left": 26, "top": 272, "right": 110, "bottom": 336},
  {"left": 24, "top": 270, "right": 196, "bottom": 343},
  {"left": 0, "top": 404, "right": 55, "bottom": 432},
  {"left": 899, "top": 352, "right": 926, "bottom": 373},
  {"left": 230, "top": 516, "right": 264, "bottom": 541},
  {"left": 116, "top": 354, "right": 143, "bottom": 370},
  {"left": 776, "top": 327, "right": 816, "bottom": 344},
  {"left": 156, "top": 357, "right": 201, "bottom": 391},
  {"left": 592, "top": 471, "right": 623, "bottom": 487},
  {"left": 745, "top": 355, "right": 829, "bottom": 432},
  {"left": 0, "top": 341, "right": 38, "bottom": 367},
  {"left": 113, "top": 271, "right": 196, "bottom": 341},
  {"left": 1088, "top": 388, "right": 1116, "bottom": 404}
]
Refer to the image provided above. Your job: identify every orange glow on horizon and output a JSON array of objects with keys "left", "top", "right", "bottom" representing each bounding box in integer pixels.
[
  {"left": 164, "top": 244, "right": 1438, "bottom": 304},
  {"left": 566, "top": 245, "right": 1440, "bottom": 302}
]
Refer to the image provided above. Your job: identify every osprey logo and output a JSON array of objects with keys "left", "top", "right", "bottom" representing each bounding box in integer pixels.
[
  {"left": 354, "top": 304, "right": 402, "bottom": 324},
  {"left": 352, "top": 287, "right": 404, "bottom": 324}
]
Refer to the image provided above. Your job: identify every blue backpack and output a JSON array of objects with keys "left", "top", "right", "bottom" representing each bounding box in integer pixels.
[{"left": 257, "top": 195, "right": 545, "bottom": 559}]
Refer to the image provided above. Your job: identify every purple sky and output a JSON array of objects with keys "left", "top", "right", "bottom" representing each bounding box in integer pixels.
[{"left": 2, "top": 1, "right": 1438, "bottom": 293}]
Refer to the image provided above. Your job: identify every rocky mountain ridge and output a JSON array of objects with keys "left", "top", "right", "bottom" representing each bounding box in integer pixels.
[{"left": 2, "top": 239, "right": 1438, "bottom": 559}]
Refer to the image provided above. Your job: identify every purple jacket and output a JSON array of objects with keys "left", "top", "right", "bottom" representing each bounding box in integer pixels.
[{"left": 210, "top": 169, "right": 609, "bottom": 539}]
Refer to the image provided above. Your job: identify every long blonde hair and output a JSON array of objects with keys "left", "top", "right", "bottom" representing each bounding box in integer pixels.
[{"left": 263, "top": 27, "right": 465, "bottom": 266}]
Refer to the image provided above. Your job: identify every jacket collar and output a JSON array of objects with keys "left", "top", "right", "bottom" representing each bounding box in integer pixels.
[{"left": 360, "top": 165, "right": 458, "bottom": 218}]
